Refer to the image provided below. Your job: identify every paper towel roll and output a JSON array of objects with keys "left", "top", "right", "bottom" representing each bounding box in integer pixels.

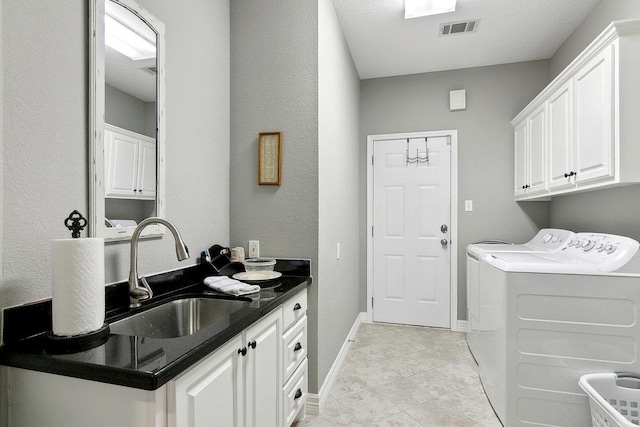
[{"left": 51, "top": 238, "right": 105, "bottom": 336}]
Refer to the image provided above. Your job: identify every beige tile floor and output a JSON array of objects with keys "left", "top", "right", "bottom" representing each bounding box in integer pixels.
[{"left": 294, "top": 322, "right": 503, "bottom": 427}]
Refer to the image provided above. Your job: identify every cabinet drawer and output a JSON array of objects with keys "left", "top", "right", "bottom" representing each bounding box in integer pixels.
[
  {"left": 282, "top": 289, "right": 307, "bottom": 331},
  {"left": 282, "top": 315, "right": 307, "bottom": 381},
  {"left": 283, "top": 358, "right": 307, "bottom": 427}
]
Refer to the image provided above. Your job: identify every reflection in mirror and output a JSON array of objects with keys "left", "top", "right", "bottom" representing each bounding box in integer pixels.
[{"left": 90, "top": 0, "right": 166, "bottom": 241}]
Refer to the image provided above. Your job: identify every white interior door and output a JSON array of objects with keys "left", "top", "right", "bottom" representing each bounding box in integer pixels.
[{"left": 372, "top": 136, "right": 451, "bottom": 328}]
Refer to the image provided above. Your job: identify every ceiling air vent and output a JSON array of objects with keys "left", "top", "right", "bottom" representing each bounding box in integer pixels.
[{"left": 439, "top": 19, "right": 479, "bottom": 36}]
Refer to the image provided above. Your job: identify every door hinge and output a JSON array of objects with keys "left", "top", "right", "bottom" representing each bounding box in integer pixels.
[
  {"left": 371, "top": 226, "right": 374, "bottom": 237},
  {"left": 371, "top": 297, "right": 374, "bottom": 308},
  {"left": 371, "top": 155, "right": 374, "bottom": 166}
]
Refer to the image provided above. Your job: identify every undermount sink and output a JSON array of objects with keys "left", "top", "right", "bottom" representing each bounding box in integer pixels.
[{"left": 109, "top": 297, "right": 250, "bottom": 339}]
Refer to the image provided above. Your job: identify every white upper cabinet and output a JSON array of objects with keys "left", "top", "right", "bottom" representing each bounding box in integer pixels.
[
  {"left": 528, "top": 103, "right": 547, "bottom": 194},
  {"left": 105, "top": 124, "right": 156, "bottom": 200},
  {"left": 573, "top": 46, "right": 614, "bottom": 184},
  {"left": 514, "top": 120, "right": 528, "bottom": 197},
  {"left": 513, "top": 104, "right": 546, "bottom": 197},
  {"left": 513, "top": 20, "right": 640, "bottom": 200},
  {"left": 547, "top": 80, "right": 574, "bottom": 191}
]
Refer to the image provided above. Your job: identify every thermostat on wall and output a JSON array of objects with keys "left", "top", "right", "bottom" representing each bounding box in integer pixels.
[{"left": 449, "top": 89, "right": 466, "bottom": 111}]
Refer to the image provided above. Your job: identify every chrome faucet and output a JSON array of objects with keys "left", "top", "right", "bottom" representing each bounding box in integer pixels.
[{"left": 129, "top": 217, "right": 190, "bottom": 308}]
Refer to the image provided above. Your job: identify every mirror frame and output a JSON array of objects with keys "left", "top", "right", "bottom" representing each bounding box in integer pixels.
[{"left": 89, "top": 0, "right": 166, "bottom": 241}]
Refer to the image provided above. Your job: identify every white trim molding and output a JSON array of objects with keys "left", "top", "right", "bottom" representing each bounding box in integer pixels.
[
  {"left": 456, "top": 320, "right": 468, "bottom": 333},
  {"left": 366, "top": 130, "right": 459, "bottom": 330},
  {"left": 305, "top": 312, "right": 364, "bottom": 415}
]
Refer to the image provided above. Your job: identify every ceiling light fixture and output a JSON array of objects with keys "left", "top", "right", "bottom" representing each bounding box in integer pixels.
[
  {"left": 405, "top": 0, "right": 457, "bottom": 19},
  {"left": 105, "top": 9, "right": 156, "bottom": 61}
]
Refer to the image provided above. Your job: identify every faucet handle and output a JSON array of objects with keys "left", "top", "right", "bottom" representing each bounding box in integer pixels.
[
  {"left": 139, "top": 276, "right": 154, "bottom": 300},
  {"left": 130, "top": 276, "right": 153, "bottom": 302}
]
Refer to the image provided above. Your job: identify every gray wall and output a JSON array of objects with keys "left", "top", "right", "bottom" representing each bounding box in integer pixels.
[
  {"left": 548, "top": 1, "right": 640, "bottom": 238},
  {"left": 318, "top": 0, "right": 361, "bottom": 392},
  {"left": 230, "top": 0, "right": 320, "bottom": 390},
  {"left": 105, "top": 84, "right": 156, "bottom": 138},
  {"left": 0, "top": 0, "right": 5, "bottom": 420},
  {"left": 1, "top": 0, "right": 230, "bottom": 340},
  {"left": 360, "top": 61, "right": 552, "bottom": 319},
  {"left": 230, "top": 0, "right": 362, "bottom": 394}
]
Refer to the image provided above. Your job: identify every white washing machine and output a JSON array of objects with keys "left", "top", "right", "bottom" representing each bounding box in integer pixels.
[
  {"left": 466, "top": 229, "right": 575, "bottom": 362},
  {"left": 468, "top": 232, "right": 640, "bottom": 427},
  {"left": 468, "top": 228, "right": 575, "bottom": 257}
]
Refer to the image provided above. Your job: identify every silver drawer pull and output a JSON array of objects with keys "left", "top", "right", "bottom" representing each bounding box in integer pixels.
[
  {"left": 293, "top": 303, "right": 302, "bottom": 311},
  {"left": 294, "top": 389, "right": 303, "bottom": 400},
  {"left": 294, "top": 342, "right": 302, "bottom": 352}
]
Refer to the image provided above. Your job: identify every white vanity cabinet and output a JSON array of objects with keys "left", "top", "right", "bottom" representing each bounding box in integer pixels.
[
  {"left": 281, "top": 290, "right": 308, "bottom": 426},
  {"left": 104, "top": 123, "right": 156, "bottom": 200},
  {"left": 5, "top": 367, "right": 169, "bottom": 427},
  {"left": 170, "top": 335, "right": 244, "bottom": 427},
  {"left": 170, "top": 291, "right": 308, "bottom": 427},
  {"left": 513, "top": 20, "right": 640, "bottom": 200},
  {"left": 170, "top": 308, "right": 282, "bottom": 427},
  {"left": 5, "top": 289, "right": 309, "bottom": 427}
]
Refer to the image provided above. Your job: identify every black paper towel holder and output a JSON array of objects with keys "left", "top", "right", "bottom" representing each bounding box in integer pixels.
[{"left": 44, "top": 323, "right": 110, "bottom": 354}]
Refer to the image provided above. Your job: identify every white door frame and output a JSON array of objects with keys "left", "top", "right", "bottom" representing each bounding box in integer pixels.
[{"left": 366, "top": 130, "right": 459, "bottom": 330}]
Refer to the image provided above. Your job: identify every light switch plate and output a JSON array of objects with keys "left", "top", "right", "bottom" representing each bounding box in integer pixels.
[{"left": 465, "top": 200, "right": 473, "bottom": 211}]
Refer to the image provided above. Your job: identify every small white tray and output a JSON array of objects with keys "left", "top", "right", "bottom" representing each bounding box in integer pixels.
[{"left": 232, "top": 271, "right": 282, "bottom": 282}]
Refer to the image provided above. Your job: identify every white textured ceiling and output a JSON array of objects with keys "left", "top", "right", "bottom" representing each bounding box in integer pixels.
[{"left": 332, "top": 0, "right": 601, "bottom": 79}]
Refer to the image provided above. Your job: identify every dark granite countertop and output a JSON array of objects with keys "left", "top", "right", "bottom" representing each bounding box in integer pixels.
[{"left": 0, "top": 259, "right": 311, "bottom": 390}]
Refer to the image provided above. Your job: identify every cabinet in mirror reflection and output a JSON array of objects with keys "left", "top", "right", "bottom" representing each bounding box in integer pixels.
[{"left": 90, "top": 0, "right": 166, "bottom": 241}]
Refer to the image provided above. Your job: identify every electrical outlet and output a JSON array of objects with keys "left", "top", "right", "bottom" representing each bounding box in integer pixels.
[{"left": 248, "top": 240, "right": 260, "bottom": 258}]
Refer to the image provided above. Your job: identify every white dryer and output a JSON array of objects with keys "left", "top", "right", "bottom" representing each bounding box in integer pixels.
[{"left": 469, "top": 232, "right": 640, "bottom": 427}]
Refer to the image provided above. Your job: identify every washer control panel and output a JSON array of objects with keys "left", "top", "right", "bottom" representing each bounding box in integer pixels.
[
  {"left": 527, "top": 228, "right": 575, "bottom": 250},
  {"left": 562, "top": 233, "right": 640, "bottom": 271}
]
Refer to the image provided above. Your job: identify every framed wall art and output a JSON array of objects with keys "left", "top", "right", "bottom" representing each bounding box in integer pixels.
[{"left": 258, "top": 132, "right": 282, "bottom": 185}]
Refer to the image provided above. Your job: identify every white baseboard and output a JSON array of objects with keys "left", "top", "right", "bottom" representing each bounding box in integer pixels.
[
  {"left": 305, "top": 312, "right": 364, "bottom": 415},
  {"left": 456, "top": 320, "right": 468, "bottom": 333}
]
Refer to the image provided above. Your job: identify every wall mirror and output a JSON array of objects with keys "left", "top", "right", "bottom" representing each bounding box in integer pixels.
[{"left": 89, "top": 0, "right": 166, "bottom": 241}]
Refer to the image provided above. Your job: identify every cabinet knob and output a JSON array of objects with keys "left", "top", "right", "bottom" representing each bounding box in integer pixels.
[
  {"left": 294, "top": 342, "right": 302, "bottom": 352},
  {"left": 238, "top": 347, "right": 247, "bottom": 356},
  {"left": 293, "top": 303, "right": 302, "bottom": 311},
  {"left": 294, "top": 389, "right": 303, "bottom": 400},
  {"left": 248, "top": 340, "right": 257, "bottom": 349}
]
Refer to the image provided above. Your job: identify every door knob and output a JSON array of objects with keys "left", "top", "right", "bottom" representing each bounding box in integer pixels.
[
  {"left": 441, "top": 239, "right": 448, "bottom": 247},
  {"left": 441, "top": 224, "right": 448, "bottom": 234}
]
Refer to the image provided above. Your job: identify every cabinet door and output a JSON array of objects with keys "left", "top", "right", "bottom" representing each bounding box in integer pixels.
[
  {"left": 548, "top": 81, "right": 575, "bottom": 190},
  {"left": 136, "top": 139, "right": 157, "bottom": 199},
  {"left": 528, "top": 104, "right": 547, "bottom": 193},
  {"left": 514, "top": 120, "right": 528, "bottom": 197},
  {"left": 244, "top": 309, "right": 282, "bottom": 427},
  {"left": 172, "top": 335, "right": 244, "bottom": 427},
  {"left": 574, "top": 45, "right": 614, "bottom": 184},
  {"left": 105, "top": 128, "right": 139, "bottom": 198}
]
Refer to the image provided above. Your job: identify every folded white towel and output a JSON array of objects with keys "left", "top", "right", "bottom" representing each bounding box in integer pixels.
[{"left": 203, "top": 276, "right": 260, "bottom": 296}]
